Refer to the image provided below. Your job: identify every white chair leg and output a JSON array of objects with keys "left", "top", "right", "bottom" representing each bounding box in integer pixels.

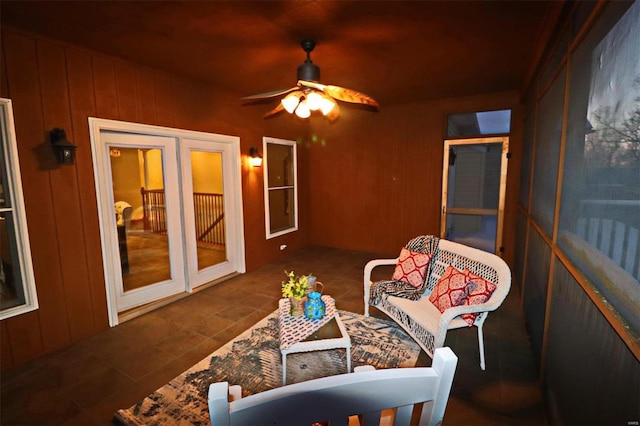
[
  {"left": 364, "top": 282, "right": 370, "bottom": 317},
  {"left": 477, "top": 325, "right": 486, "bottom": 370}
]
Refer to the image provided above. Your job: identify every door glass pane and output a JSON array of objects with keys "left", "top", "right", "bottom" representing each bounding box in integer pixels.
[
  {"left": 189, "top": 150, "right": 227, "bottom": 271},
  {"left": 0, "top": 162, "right": 6, "bottom": 208},
  {"left": 448, "top": 144, "right": 502, "bottom": 209},
  {"left": 111, "top": 147, "right": 171, "bottom": 291},
  {"left": 445, "top": 213, "right": 497, "bottom": 253}
]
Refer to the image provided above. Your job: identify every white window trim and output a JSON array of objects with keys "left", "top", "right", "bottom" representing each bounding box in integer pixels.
[
  {"left": 0, "top": 98, "right": 38, "bottom": 320},
  {"left": 263, "top": 137, "right": 298, "bottom": 239}
]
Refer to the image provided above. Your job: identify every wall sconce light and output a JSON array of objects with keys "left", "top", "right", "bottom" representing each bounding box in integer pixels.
[
  {"left": 249, "top": 147, "right": 263, "bottom": 167},
  {"left": 50, "top": 128, "right": 77, "bottom": 165}
]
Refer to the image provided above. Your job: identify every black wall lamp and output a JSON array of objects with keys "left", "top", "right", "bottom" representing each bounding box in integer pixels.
[
  {"left": 249, "top": 147, "right": 263, "bottom": 167},
  {"left": 50, "top": 128, "right": 77, "bottom": 165}
]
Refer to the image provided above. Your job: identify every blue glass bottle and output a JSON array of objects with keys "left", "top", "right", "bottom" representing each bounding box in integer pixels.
[{"left": 304, "top": 292, "right": 326, "bottom": 320}]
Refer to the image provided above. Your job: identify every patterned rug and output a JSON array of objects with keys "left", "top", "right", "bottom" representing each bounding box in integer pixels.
[{"left": 114, "top": 310, "right": 420, "bottom": 426}]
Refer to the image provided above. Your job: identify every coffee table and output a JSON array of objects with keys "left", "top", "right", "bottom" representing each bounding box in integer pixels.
[{"left": 278, "top": 296, "right": 351, "bottom": 385}]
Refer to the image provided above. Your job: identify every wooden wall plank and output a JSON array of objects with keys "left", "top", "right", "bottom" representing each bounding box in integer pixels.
[
  {"left": 37, "top": 39, "right": 96, "bottom": 341},
  {"left": 92, "top": 55, "right": 118, "bottom": 119},
  {"left": 154, "top": 71, "right": 175, "bottom": 128},
  {"left": 136, "top": 67, "right": 158, "bottom": 125},
  {"left": 3, "top": 30, "right": 71, "bottom": 352},
  {"left": 1, "top": 321, "right": 14, "bottom": 369},
  {"left": 65, "top": 47, "right": 110, "bottom": 331},
  {"left": 114, "top": 62, "right": 139, "bottom": 122},
  {"left": 1, "top": 34, "right": 9, "bottom": 98},
  {"left": 171, "top": 77, "right": 205, "bottom": 131},
  {"left": 4, "top": 311, "right": 43, "bottom": 365}
]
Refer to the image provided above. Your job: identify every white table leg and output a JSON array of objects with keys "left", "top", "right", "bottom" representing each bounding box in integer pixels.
[
  {"left": 346, "top": 347, "right": 351, "bottom": 373},
  {"left": 282, "top": 353, "right": 287, "bottom": 385}
]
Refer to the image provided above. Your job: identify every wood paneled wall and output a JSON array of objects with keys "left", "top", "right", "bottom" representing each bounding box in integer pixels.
[
  {"left": 0, "top": 27, "right": 307, "bottom": 370},
  {"left": 0, "top": 26, "right": 522, "bottom": 370},
  {"left": 307, "top": 93, "right": 524, "bottom": 262}
]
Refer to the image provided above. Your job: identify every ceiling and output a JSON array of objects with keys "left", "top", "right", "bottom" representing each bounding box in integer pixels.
[{"left": 1, "top": 0, "right": 552, "bottom": 107}]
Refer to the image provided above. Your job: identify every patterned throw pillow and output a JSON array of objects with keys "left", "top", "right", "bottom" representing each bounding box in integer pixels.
[
  {"left": 391, "top": 247, "right": 432, "bottom": 289},
  {"left": 428, "top": 265, "right": 469, "bottom": 312},
  {"left": 460, "top": 270, "right": 497, "bottom": 326}
]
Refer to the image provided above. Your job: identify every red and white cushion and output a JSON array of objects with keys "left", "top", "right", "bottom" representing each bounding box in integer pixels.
[
  {"left": 428, "top": 265, "right": 469, "bottom": 312},
  {"left": 391, "top": 247, "right": 432, "bottom": 289},
  {"left": 460, "top": 270, "right": 497, "bottom": 326}
]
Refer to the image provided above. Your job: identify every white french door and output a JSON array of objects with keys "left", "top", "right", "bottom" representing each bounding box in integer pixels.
[
  {"left": 101, "top": 131, "right": 185, "bottom": 311},
  {"left": 90, "top": 119, "right": 245, "bottom": 326},
  {"left": 180, "top": 138, "right": 241, "bottom": 288}
]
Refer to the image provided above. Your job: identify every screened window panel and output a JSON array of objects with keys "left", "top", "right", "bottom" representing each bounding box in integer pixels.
[
  {"left": 514, "top": 210, "right": 528, "bottom": 291},
  {"left": 523, "top": 228, "right": 551, "bottom": 369},
  {"left": 538, "top": 28, "right": 569, "bottom": 92},
  {"left": 558, "top": 0, "right": 640, "bottom": 332},
  {"left": 530, "top": 67, "right": 565, "bottom": 237},
  {"left": 519, "top": 101, "right": 535, "bottom": 209},
  {"left": 546, "top": 258, "right": 640, "bottom": 426}
]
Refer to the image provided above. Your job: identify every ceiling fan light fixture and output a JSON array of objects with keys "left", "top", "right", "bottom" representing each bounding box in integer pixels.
[
  {"left": 281, "top": 92, "right": 301, "bottom": 113},
  {"left": 243, "top": 39, "right": 378, "bottom": 120},
  {"left": 319, "top": 96, "right": 337, "bottom": 116},
  {"left": 295, "top": 100, "right": 311, "bottom": 118},
  {"left": 297, "top": 61, "right": 320, "bottom": 82},
  {"left": 306, "top": 91, "right": 324, "bottom": 111}
]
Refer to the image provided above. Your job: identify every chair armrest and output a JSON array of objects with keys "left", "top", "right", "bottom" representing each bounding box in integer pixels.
[
  {"left": 363, "top": 258, "right": 398, "bottom": 316},
  {"left": 364, "top": 258, "right": 398, "bottom": 286},
  {"left": 436, "top": 295, "right": 505, "bottom": 330}
]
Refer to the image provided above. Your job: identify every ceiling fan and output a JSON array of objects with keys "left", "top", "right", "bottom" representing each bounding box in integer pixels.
[{"left": 242, "top": 40, "right": 379, "bottom": 120}]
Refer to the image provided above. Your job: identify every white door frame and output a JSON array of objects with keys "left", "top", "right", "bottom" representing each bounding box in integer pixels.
[
  {"left": 441, "top": 136, "right": 509, "bottom": 255},
  {"left": 89, "top": 118, "right": 246, "bottom": 326}
]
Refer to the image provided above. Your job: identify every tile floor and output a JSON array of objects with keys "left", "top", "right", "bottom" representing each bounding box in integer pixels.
[{"left": 1, "top": 246, "right": 547, "bottom": 425}]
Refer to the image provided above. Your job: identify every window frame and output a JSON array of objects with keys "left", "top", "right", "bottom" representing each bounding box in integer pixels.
[
  {"left": 0, "top": 98, "right": 38, "bottom": 320},
  {"left": 262, "top": 137, "right": 298, "bottom": 239}
]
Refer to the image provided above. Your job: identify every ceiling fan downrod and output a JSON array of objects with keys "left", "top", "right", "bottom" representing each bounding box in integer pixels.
[{"left": 297, "top": 39, "right": 320, "bottom": 82}]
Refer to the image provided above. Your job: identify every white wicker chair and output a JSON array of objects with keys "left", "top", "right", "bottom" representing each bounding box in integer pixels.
[
  {"left": 364, "top": 236, "right": 511, "bottom": 370},
  {"left": 209, "top": 347, "right": 458, "bottom": 426}
]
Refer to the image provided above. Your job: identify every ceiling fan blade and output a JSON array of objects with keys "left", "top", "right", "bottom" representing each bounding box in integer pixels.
[
  {"left": 263, "top": 102, "right": 285, "bottom": 118},
  {"left": 299, "top": 80, "right": 379, "bottom": 108},
  {"left": 242, "top": 86, "right": 298, "bottom": 101}
]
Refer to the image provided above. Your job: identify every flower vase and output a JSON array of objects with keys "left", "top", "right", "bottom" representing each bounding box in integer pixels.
[
  {"left": 289, "top": 297, "right": 305, "bottom": 317},
  {"left": 304, "top": 292, "right": 326, "bottom": 320}
]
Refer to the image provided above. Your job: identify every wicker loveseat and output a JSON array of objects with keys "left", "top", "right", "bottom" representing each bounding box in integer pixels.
[{"left": 364, "top": 235, "right": 511, "bottom": 370}]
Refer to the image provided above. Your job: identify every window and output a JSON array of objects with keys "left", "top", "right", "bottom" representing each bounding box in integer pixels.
[
  {"left": 447, "top": 109, "right": 511, "bottom": 137},
  {"left": 263, "top": 137, "right": 298, "bottom": 239},
  {"left": 0, "top": 98, "right": 38, "bottom": 320},
  {"left": 558, "top": 0, "right": 640, "bottom": 332}
]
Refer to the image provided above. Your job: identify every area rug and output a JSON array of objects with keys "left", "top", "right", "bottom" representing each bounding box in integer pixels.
[{"left": 114, "top": 310, "right": 420, "bottom": 426}]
